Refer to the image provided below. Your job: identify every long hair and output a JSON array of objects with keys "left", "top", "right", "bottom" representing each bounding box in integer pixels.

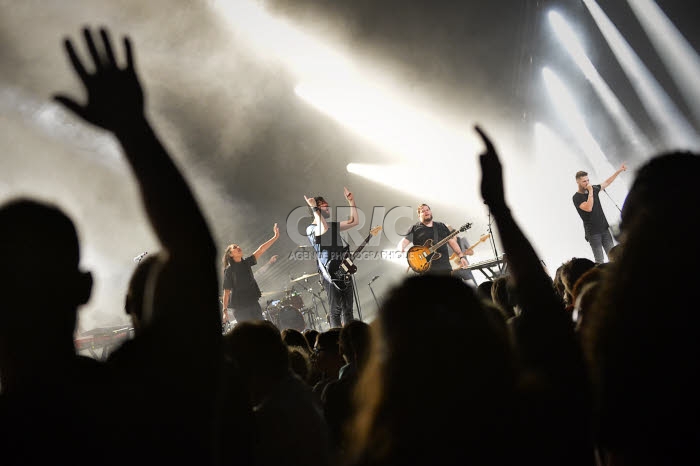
[
  {"left": 348, "top": 275, "right": 517, "bottom": 465},
  {"left": 221, "top": 244, "right": 236, "bottom": 274}
]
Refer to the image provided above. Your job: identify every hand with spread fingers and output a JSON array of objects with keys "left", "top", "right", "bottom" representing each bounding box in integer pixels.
[{"left": 54, "top": 27, "right": 145, "bottom": 131}]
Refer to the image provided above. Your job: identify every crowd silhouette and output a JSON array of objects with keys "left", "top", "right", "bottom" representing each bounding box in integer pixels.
[{"left": 1, "top": 26, "right": 699, "bottom": 466}]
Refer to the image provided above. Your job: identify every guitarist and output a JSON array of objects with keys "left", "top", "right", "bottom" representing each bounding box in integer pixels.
[
  {"left": 451, "top": 235, "right": 477, "bottom": 285},
  {"left": 304, "top": 188, "right": 359, "bottom": 328},
  {"left": 400, "top": 204, "right": 472, "bottom": 274}
]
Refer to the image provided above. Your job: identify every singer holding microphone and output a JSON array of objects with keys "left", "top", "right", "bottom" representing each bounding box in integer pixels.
[{"left": 573, "top": 163, "right": 626, "bottom": 263}]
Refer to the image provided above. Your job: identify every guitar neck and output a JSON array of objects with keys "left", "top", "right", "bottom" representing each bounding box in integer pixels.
[
  {"left": 430, "top": 228, "right": 460, "bottom": 253},
  {"left": 450, "top": 236, "right": 489, "bottom": 261},
  {"left": 350, "top": 234, "right": 373, "bottom": 260}
]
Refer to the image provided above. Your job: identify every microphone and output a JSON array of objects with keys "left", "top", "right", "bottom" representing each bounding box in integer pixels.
[
  {"left": 133, "top": 251, "right": 148, "bottom": 263},
  {"left": 368, "top": 275, "right": 380, "bottom": 285}
]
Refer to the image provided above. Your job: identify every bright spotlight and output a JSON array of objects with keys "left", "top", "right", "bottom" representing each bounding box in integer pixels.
[
  {"left": 582, "top": 0, "right": 699, "bottom": 148},
  {"left": 548, "top": 11, "right": 653, "bottom": 154},
  {"left": 542, "top": 67, "right": 621, "bottom": 181},
  {"left": 626, "top": 0, "right": 700, "bottom": 124},
  {"left": 214, "top": 0, "right": 479, "bottom": 165}
]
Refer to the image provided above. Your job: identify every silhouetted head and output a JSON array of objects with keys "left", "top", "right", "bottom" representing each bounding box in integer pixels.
[
  {"left": 476, "top": 280, "right": 494, "bottom": 302},
  {"left": 584, "top": 151, "right": 700, "bottom": 464},
  {"left": 281, "top": 328, "right": 311, "bottom": 353},
  {"left": 606, "top": 244, "right": 622, "bottom": 262},
  {"left": 491, "top": 276, "right": 516, "bottom": 319},
  {"left": 287, "top": 346, "right": 311, "bottom": 383},
  {"left": 0, "top": 199, "right": 92, "bottom": 343},
  {"left": 561, "top": 257, "right": 595, "bottom": 299},
  {"left": 350, "top": 275, "right": 517, "bottom": 465},
  {"left": 224, "top": 321, "right": 288, "bottom": 403},
  {"left": 339, "top": 320, "right": 371, "bottom": 368}
]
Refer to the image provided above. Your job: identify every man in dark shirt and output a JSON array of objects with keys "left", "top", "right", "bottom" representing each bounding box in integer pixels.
[
  {"left": 400, "top": 204, "right": 470, "bottom": 274},
  {"left": 222, "top": 224, "right": 280, "bottom": 325},
  {"left": 304, "top": 187, "right": 359, "bottom": 328},
  {"left": 572, "top": 164, "right": 626, "bottom": 263}
]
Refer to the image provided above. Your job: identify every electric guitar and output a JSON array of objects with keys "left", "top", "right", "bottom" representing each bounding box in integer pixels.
[
  {"left": 449, "top": 233, "right": 491, "bottom": 270},
  {"left": 406, "top": 222, "right": 472, "bottom": 274},
  {"left": 329, "top": 226, "right": 383, "bottom": 289}
]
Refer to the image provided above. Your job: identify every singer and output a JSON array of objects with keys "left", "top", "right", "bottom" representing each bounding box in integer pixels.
[{"left": 572, "top": 163, "right": 626, "bottom": 263}]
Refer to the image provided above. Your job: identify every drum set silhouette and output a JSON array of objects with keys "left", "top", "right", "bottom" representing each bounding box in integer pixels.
[{"left": 262, "top": 272, "right": 329, "bottom": 332}]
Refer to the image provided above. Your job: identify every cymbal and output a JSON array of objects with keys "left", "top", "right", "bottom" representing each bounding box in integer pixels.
[
  {"left": 290, "top": 272, "right": 319, "bottom": 282},
  {"left": 261, "top": 289, "right": 286, "bottom": 297}
]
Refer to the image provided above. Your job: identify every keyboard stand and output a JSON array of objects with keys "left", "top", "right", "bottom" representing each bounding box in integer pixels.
[{"left": 465, "top": 254, "right": 507, "bottom": 280}]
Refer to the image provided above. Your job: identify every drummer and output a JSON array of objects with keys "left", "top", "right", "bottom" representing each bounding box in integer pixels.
[{"left": 221, "top": 223, "right": 280, "bottom": 325}]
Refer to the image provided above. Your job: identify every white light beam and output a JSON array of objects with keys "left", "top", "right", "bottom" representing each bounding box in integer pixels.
[
  {"left": 582, "top": 0, "right": 699, "bottom": 149},
  {"left": 548, "top": 11, "right": 655, "bottom": 154},
  {"left": 626, "top": 0, "right": 700, "bottom": 125}
]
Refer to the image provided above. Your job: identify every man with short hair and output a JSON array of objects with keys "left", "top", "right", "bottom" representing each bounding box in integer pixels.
[
  {"left": 572, "top": 164, "right": 626, "bottom": 263},
  {"left": 400, "top": 204, "right": 472, "bottom": 274},
  {"left": 304, "top": 188, "right": 359, "bottom": 328}
]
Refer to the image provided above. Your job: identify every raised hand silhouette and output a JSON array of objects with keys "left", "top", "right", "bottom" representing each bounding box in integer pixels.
[
  {"left": 54, "top": 27, "right": 144, "bottom": 131},
  {"left": 475, "top": 125, "right": 506, "bottom": 210}
]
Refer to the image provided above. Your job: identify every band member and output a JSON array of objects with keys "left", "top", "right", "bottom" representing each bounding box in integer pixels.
[
  {"left": 304, "top": 187, "right": 359, "bottom": 328},
  {"left": 400, "top": 204, "right": 472, "bottom": 274},
  {"left": 572, "top": 164, "right": 626, "bottom": 263},
  {"left": 451, "top": 235, "right": 477, "bottom": 285},
  {"left": 222, "top": 223, "right": 280, "bottom": 324}
]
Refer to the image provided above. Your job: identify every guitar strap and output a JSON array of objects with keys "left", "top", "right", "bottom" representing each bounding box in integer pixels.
[
  {"left": 433, "top": 222, "right": 440, "bottom": 246},
  {"left": 310, "top": 222, "right": 346, "bottom": 291}
]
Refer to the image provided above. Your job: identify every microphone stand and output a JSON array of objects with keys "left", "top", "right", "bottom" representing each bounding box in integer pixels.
[
  {"left": 368, "top": 278, "right": 381, "bottom": 311},
  {"left": 351, "top": 274, "right": 363, "bottom": 322},
  {"left": 310, "top": 283, "right": 329, "bottom": 330},
  {"left": 602, "top": 188, "right": 623, "bottom": 213}
]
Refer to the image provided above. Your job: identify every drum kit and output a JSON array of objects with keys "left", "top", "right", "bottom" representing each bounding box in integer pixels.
[{"left": 262, "top": 272, "right": 328, "bottom": 332}]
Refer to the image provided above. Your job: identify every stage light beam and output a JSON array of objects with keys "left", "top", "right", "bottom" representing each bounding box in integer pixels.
[
  {"left": 213, "top": 0, "right": 480, "bottom": 165},
  {"left": 582, "top": 0, "right": 699, "bottom": 149},
  {"left": 626, "top": 0, "right": 700, "bottom": 125},
  {"left": 548, "top": 11, "right": 654, "bottom": 154},
  {"left": 542, "top": 67, "right": 621, "bottom": 183}
]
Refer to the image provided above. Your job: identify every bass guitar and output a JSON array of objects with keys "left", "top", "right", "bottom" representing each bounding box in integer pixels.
[
  {"left": 406, "top": 222, "right": 472, "bottom": 274},
  {"left": 330, "top": 226, "right": 383, "bottom": 289}
]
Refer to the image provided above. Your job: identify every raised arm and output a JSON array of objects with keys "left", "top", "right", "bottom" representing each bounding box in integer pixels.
[
  {"left": 600, "top": 162, "right": 627, "bottom": 190},
  {"left": 253, "top": 254, "right": 278, "bottom": 277},
  {"left": 253, "top": 224, "right": 280, "bottom": 261},
  {"left": 54, "top": 28, "right": 214, "bottom": 260},
  {"left": 304, "top": 195, "right": 327, "bottom": 237},
  {"left": 339, "top": 186, "right": 359, "bottom": 232},
  {"left": 54, "top": 28, "right": 219, "bottom": 339},
  {"left": 475, "top": 125, "right": 560, "bottom": 314},
  {"left": 475, "top": 124, "right": 594, "bottom": 466}
]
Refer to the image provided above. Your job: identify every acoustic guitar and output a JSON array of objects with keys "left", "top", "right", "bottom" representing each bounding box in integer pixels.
[
  {"left": 406, "top": 222, "right": 472, "bottom": 274},
  {"left": 449, "top": 233, "right": 491, "bottom": 270}
]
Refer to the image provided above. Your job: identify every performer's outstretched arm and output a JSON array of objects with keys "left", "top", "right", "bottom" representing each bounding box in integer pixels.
[
  {"left": 339, "top": 186, "right": 359, "bottom": 232},
  {"left": 600, "top": 163, "right": 627, "bottom": 190},
  {"left": 253, "top": 224, "right": 280, "bottom": 261}
]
